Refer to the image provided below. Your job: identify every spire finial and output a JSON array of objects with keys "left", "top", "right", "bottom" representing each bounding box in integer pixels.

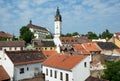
[
  {"left": 55, "top": 7, "right": 62, "bottom": 22},
  {"left": 56, "top": 7, "right": 60, "bottom": 15},
  {"left": 30, "top": 19, "right": 32, "bottom": 24}
]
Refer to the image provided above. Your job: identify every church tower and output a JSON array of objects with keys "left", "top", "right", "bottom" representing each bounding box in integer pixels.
[
  {"left": 54, "top": 7, "right": 62, "bottom": 37},
  {"left": 53, "top": 7, "right": 62, "bottom": 53}
]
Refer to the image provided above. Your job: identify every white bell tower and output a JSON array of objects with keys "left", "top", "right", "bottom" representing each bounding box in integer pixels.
[
  {"left": 54, "top": 7, "right": 62, "bottom": 37},
  {"left": 53, "top": 7, "right": 62, "bottom": 53}
]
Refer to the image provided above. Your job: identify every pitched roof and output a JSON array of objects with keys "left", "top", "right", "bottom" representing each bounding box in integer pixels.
[
  {"left": 42, "top": 50, "right": 58, "bottom": 57},
  {"left": 85, "top": 76, "right": 109, "bottom": 81},
  {"left": 96, "top": 42, "right": 119, "bottom": 50},
  {"left": 27, "top": 23, "right": 48, "bottom": 31},
  {"left": 60, "top": 36, "right": 91, "bottom": 44},
  {"left": 0, "top": 41, "right": 25, "bottom": 47},
  {"left": 82, "top": 42, "right": 101, "bottom": 52},
  {"left": 43, "top": 54, "right": 87, "bottom": 70},
  {"left": 73, "top": 44, "right": 90, "bottom": 54},
  {"left": 33, "top": 40, "right": 55, "bottom": 47},
  {"left": 0, "top": 31, "right": 13, "bottom": 38},
  {"left": 6, "top": 51, "right": 47, "bottom": 66},
  {"left": 0, "top": 65, "right": 10, "bottom": 81}
]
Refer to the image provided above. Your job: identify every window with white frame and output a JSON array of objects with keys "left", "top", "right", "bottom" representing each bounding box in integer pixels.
[
  {"left": 60, "top": 72, "right": 63, "bottom": 80},
  {"left": 54, "top": 70, "right": 57, "bottom": 78},
  {"left": 66, "top": 73, "right": 69, "bottom": 81},
  {"left": 46, "top": 69, "right": 48, "bottom": 75},
  {"left": 50, "top": 70, "right": 52, "bottom": 77}
]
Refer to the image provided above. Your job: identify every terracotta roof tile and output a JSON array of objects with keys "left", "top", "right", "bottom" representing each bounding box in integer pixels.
[
  {"left": 82, "top": 42, "right": 101, "bottom": 52},
  {"left": 73, "top": 44, "right": 90, "bottom": 54},
  {"left": 42, "top": 50, "right": 58, "bottom": 57},
  {"left": 43, "top": 54, "right": 87, "bottom": 70},
  {"left": 0, "top": 41, "right": 25, "bottom": 47},
  {"left": 0, "top": 31, "right": 13, "bottom": 38},
  {"left": 0, "top": 65, "right": 10, "bottom": 81},
  {"left": 6, "top": 51, "right": 47, "bottom": 66}
]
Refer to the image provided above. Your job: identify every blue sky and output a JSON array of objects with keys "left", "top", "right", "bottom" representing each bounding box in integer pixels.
[{"left": 0, "top": 0, "right": 120, "bottom": 36}]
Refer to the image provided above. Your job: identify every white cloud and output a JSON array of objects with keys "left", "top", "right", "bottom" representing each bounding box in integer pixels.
[{"left": 0, "top": 0, "right": 120, "bottom": 35}]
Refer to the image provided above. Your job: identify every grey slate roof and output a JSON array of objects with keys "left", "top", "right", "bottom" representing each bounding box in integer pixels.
[
  {"left": 0, "top": 41, "right": 25, "bottom": 47},
  {"left": 96, "top": 42, "right": 119, "bottom": 50},
  {"left": 6, "top": 50, "right": 47, "bottom": 65},
  {"left": 33, "top": 40, "right": 55, "bottom": 47}
]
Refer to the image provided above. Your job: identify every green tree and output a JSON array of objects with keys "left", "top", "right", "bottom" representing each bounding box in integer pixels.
[
  {"left": 102, "top": 61, "right": 120, "bottom": 81},
  {"left": 20, "top": 26, "right": 34, "bottom": 43},
  {"left": 100, "top": 29, "right": 113, "bottom": 39},
  {"left": 66, "top": 33, "right": 72, "bottom": 37},
  {"left": 87, "top": 32, "right": 98, "bottom": 39},
  {"left": 72, "top": 32, "right": 79, "bottom": 36},
  {"left": 61, "top": 34, "right": 65, "bottom": 37},
  {"left": 0, "top": 37, "right": 8, "bottom": 41}
]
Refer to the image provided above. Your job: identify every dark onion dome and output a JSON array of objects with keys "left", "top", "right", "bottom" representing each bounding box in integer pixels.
[{"left": 54, "top": 7, "right": 62, "bottom": 22}]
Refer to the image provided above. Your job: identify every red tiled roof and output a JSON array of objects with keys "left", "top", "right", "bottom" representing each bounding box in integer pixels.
[
  {"left": 0, "top": 65, "right": 10, "bottom": 81},
  {"left": 0, "top": 41, "right": 25, "bottom": 47},
  {"left": 42, "top": 50, "right": 58, "bottom": 57},
  {"left": 6, "top": 51, "right": 47, "bottom": 66},
  {"left": 82, "top": 42, "right": 101, "bottom": 52},
  {"left": 74, "top": 44, "right": 90, "bottom": 54},
  {"left": 27, "top": 24, "right": 48, "bottom": 31},
  {"left": 43, "top": 54, "right": 87, "bottom": 70},
  {"left": 0, "top": 31, "right": 13, "bottom": 38}
]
